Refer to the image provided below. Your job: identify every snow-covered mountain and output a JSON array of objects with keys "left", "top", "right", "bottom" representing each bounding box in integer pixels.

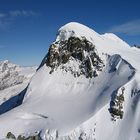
[
  {"left": 0, "top": 22, "right": 140, "bottom": 140},
  {"left": 0, "top": 60, "right": 36, "bottom": 105}
]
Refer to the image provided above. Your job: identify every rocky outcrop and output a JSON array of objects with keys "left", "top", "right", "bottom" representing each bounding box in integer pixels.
[
  {"left": 109, "top": 87, "right": 125, "bottom": 121},
  {"left": 6, "top": 132, "right": 16, "bottom": 139},
  {"left": 6, "top": 132, "right": 42, "bottom": 140},
  {"left": 44, "top": 36, "right": 104, "bottom": 78},
  {"left": 132, "top": 44, "right": 140, "bottom": 49}
]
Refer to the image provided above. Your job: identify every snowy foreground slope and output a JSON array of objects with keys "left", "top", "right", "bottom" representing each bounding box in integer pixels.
[{"left": 0, "top": 22, "right": 140, "bottom": 140}]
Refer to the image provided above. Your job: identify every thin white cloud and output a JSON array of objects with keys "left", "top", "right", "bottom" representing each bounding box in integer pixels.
[
  {"left": 0, "top": 10, "right": 39, "bottom": 30},
  {"left": 108, "top": 20, "right": 140, "bottom": 35},
  {"left": 9, "top": 10, "right": 38, "bottom": 17}
]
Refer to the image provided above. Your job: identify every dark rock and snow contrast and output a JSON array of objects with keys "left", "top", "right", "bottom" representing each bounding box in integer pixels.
[
  {"left": 0, "top": 22, "right": 140, "bottom": 140},
  {"left": 132, "top": 44, "right": 140, "bottom": 49}
]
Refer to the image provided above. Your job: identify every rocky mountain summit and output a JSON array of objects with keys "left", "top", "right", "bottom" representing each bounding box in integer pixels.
[{"left": 42, "top": 36, "right": 105, "bottom": 78}]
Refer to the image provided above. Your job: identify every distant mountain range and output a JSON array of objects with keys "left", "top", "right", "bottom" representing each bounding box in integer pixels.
[{"left": 0, "top": 60, "right": 36, "bottom": 105}]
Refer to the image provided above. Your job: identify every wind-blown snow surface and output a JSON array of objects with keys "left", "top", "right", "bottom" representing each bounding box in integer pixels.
[{"left": 0, "top": 22, "right": 140, "bottom": 140}]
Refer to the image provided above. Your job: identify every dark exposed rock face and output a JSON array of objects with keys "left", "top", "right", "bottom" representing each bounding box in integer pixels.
[
  {"left": 43, "top": 36, "right": 104, "bottom": 78},
  {"left": 132, "top": 44, "right": 140, "bottom": 49},
  {"left": 109, "top": 87, "right": 125, "bottom": 121},
  {"left": 6, "top": 132, "right": 16, "bottom": 139},
  {"left": 6, "top": 132, "right": 42, "bottom": 140}
]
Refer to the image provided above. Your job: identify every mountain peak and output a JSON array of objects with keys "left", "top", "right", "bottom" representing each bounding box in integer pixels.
[
  {"left": 39, "top": 22, "right": 105, "bottom": 78},
  {"left": 57, "top": 22, "right": 99, "bottom": 42},
  {"left": 59, "top": 22, "right": 94, "bottom": 32}
]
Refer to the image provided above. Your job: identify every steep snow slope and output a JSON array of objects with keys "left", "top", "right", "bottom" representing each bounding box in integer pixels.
[
  {"left": 0, "top": 60, "right": 36, "bottom": 105},
  {"left": 0, "top": 22, "right": 140, "bottom": 140}
]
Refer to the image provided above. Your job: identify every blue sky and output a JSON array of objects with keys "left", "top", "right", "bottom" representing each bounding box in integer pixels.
[{"left": 0, "top": 0, "right": 140, "bottom": 66}]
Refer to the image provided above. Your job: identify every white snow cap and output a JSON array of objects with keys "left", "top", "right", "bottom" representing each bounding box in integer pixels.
[
  {"left": 56, "top": 22, "right": 100, "bottom": 42},
  {"left": 57, "top": 22, "right": 129, "bottom": 48},
  {"left": 59, "top": 22, "right": 98, "bottom": 35}
]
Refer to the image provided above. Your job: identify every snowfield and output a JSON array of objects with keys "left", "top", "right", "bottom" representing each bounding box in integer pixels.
[{"left": 0, "top": 22, "right": 140, "bottom": 140}]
